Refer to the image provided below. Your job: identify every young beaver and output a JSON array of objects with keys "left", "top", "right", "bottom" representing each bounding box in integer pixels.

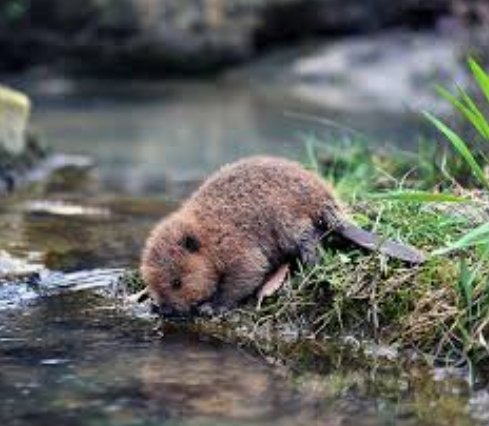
[{"left": 140, "top": 156, "right": 424, "bottom": 317}]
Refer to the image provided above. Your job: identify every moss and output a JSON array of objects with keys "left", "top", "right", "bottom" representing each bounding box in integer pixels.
[
  {"left": 0, "top": 84, "right": 30, "bottom": 113},
  {"left": 0, "top": 84, "right": 31, "bottom": 154},
  {"left": 119, "top": 269, "right": 145, "bottom": 293}
]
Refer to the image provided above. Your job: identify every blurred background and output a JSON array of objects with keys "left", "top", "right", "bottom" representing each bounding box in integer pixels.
[
  {"left": 0, "top": 0, "right": 488, "bottom": 195},
  {"left": 3, "top": 5, "right": 489, "bottom": 426}
]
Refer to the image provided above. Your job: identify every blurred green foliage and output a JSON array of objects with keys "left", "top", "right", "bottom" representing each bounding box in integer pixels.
[{"left": 1, "top": 0, "right": 29, "bottom": 23}]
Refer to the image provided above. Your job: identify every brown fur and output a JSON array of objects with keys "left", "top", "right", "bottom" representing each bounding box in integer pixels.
[{"left": 141, "top": 156, "right": 423, "bottom": 316}]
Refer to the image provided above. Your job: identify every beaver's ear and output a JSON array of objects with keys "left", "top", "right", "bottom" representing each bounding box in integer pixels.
[{"left": 180, "top": 234, "right": 201, "bottom": 253}]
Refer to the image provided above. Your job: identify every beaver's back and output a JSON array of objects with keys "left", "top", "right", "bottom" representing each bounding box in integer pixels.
[{"left": 184, "top": 157, "right": 341, "bottom": 243}]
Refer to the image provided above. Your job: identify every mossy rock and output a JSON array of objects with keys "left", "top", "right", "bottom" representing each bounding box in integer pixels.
[{"left": 0, "top": 84, "right": 31, "bottom": 154}]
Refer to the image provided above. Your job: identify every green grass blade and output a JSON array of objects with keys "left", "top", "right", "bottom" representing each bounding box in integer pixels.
[
  {"left": 437, "top": 85, "right": 478, "bottom": 120},
  {"left": 457, "top": 85, "right": 489, "bottom": 141},
  {"left": 469, "top": 58, "right": 489, "bottom": 106},
  {"left": 433, "top": 221, "right": 489, "bottom": 255},
  {"left": 457, "top": 85, "right": 483, "bottom": 116},
  {"left": 436, "top": 85, "right": 489, "bottom": 141},
  {"left": 423, "top": 111, "right": 489, "bottom": 189},
  {"left": 368, "top": 190, "right": 469, "bottom": 202}
]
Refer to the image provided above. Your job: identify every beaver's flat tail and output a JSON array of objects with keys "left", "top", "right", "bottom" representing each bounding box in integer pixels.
[{"left": 335, "top": 222, "right": 425, "bottom": 264}]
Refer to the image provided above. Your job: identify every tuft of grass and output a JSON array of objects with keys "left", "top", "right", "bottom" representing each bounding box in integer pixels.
[
  {"left": 214, "top": 193, "right": 488, "bottom": 367},
  {"left": 421, "top": 58, "right": 489, "bottom": 255}
]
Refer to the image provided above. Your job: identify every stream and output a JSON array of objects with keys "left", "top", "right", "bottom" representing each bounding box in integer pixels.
[{"left": 0, "top": 77, "right": 488, "bottom": 425}]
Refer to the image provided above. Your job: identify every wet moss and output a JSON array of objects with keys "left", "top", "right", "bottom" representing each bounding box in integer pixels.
[{"left": 119, "top": 269, "right": 145, "bottom": 294}]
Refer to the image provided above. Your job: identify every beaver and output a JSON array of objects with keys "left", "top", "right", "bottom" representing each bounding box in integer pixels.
[{"left": 139, "top": 156, "right": 424, "bottom": 317}]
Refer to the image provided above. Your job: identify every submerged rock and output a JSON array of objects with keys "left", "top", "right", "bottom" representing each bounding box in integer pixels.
[
  {"left": 0, "top": 85, "right": 45, "bottom": 194},
  {"left": 0, "top": 83, "right": 94, "bottom": 196},
  {"left": 23, "top": 200, "right": 110, "bottom": 217}
]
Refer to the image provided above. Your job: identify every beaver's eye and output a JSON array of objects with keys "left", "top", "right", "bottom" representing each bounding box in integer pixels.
[
  {"left": 171, "top": 278, "right": 182, "bottom": 290},
  {"left": 181, "top": 234, "right": 200, "bottom": 253}
]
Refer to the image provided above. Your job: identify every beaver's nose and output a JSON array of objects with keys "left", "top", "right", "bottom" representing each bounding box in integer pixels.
[
  {"left": 149, "top": 302, "right": 170, "bottom": 315},
  {"left": 151, "top": 303, "right": 187, "bottom": 319}
]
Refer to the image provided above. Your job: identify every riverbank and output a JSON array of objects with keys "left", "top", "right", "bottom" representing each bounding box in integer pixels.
[
  {"left": 122, "top": 59, "right": 489, "bottom": 373},
  {"left": 1, "top": 145, "right": 488, "bottom": 424},
  {"left": 119, "top": 138, "right": 489, "bottom": 374}
]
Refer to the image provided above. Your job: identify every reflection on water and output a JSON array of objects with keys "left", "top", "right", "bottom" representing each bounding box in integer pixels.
[
  {"left": 0, "top": 292, "right": 340, "bottom": 426},
  {"left": 0, "top": 195, "right": 176, "bottom": 271},
  {"left": 0, "top": 291, "right": 475, "bottom": 426},
  {"left": 21, "top": 79, "right": 428, "bottom": 194},
  {"left": 29, "top": 81, "right": 307, "bottom": 194}
]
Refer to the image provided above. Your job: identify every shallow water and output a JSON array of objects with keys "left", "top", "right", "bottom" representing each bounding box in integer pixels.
[
  {"left": 0, "top": 77, "right": 487, "bottom": 425},
  {"left": 0, "top": 286, "right": 479, "bottom": 426},
  {"left": 10, "top": 77, "right": 429, "bottom": 194}
]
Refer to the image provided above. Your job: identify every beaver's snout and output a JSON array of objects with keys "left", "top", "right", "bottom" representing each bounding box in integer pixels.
[
  {"left": 151, "top": 300, "right": 218, "bottom": 319},
  {"left": 151, "top": 302, "right": 197, "bottom": 320},
  {"left": 150, "top": 302, "right": 177, "bottom": 317}
]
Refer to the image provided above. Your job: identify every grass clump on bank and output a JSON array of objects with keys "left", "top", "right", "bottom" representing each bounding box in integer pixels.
[
  {"left": 230, "top": 193, "right": 486, "bottom": 363},
  {"left": 201, "top": 58, "right": 489, "bottom": 369}
]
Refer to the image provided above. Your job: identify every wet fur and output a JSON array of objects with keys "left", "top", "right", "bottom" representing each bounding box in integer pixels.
[{"left": 141, "top": 156, "right": 423, "bottom": 316}]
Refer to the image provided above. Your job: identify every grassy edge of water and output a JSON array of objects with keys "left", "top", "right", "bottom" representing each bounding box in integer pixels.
[
  {"left": 120, "top": 140, "right": 489, "bottom": 373},
  {"left": 121, "top": 58, "right": 489, "bottom": 373}
]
